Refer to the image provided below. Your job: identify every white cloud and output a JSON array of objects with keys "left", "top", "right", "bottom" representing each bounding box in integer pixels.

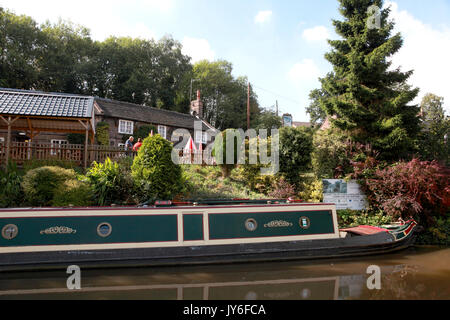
[
  {"left": 288, "top": 59, "right": 321, "bottom": 84},
  {"left": 0, "top": 0, "right": 169, "bottom": 41},
  {"left": 302, "top": 26, "right": 330, "bottom": 43},
  {"left": 181, "top": 37, "right": 215, "bottom": 63},
  {"left": 387, "top": 1, "right": 450, "bottom": 114},
  {"left": 254, "top": 11, "right": 272, "bottom": 24},
  {"left": 287, "top": 59, "right": 323, "bottom": 121}
]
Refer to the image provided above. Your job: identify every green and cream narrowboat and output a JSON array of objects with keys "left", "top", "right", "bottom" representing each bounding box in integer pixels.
[{"left": 0, "top": 200, "right": 418, "bottom": 271}]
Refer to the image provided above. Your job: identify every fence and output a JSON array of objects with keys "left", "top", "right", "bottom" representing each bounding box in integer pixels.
[
  {"left": 0, "top": 142, "right": 216, "bottom": 167},
  {"left": 0, "top": 142, "right": 128, "bottom": 167}
]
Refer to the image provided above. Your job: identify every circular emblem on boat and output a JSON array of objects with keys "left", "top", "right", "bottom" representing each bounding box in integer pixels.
[
  {"left": 2, "top": 224, "right": 18, "bottom": 240},
  {"left": 245, "top": 219, "right": 258, "bottom": 232},
  {"left": 97, "top": 222, "right": 112, "bottom": 238},
  {"left": 299, "top": 217, "right": 311, "bottom": 229}
]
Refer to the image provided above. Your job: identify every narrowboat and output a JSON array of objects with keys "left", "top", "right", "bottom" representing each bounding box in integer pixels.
[{"left": 0, "top": 199, "right": 419, "bottom": 271}]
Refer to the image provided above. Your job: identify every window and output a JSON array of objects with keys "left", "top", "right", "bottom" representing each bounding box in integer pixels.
[
  {"left": 119, "top": 120, "right": 134, "bottom": 135},
  {"left": 118, "top": 143, "right": 125, "bottom": 149},
  {"left": 51, "top": 140, "right": 68, "bottom": 155},
  {"left": 158, "top": 125, "right": 167, "bottom": 139},
  {"left": 195, "top": 131, "right": 208, "bottom": 144},
  {"left": 0, "top": 137, "right": 4, "bottom": 145}
]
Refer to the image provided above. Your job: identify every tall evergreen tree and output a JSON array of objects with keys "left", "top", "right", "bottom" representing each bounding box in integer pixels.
[{"left": 318, "top": 0, "right": 420, "bottom": 160}]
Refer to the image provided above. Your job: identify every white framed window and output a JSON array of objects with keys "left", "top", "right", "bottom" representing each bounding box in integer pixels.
[
  {"left": 0, "top": 137, "right": 4, "bottom": 144},
  {"left": 51, "top": 139, "right": 68, "bottom": 155},
  {"left": 118, "top": 143, "right": 125, "bottom": 150},
  {"left": 158, "top": 125, "right": 167, "bottom": 139},
  {"left": 195, "top": 131, "right": 208, "bottom": 144},
  {"left": 118, "top": 120, "right": 134, "bottom": 135}
]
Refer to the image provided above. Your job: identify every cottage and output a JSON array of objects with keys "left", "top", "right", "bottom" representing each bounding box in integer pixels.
[{"left": 0, "top": 88, "right": 217, "bottom": 167}]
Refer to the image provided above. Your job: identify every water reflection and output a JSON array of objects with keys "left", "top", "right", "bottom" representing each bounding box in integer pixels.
[{"left": 0, "top": 247, "right": 448, "bottom": 300}]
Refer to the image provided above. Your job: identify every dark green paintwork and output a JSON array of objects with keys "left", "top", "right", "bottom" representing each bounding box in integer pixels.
[
  {"left": 208, "top": 211, "right": 334, "bottom": 240},
  {"left": 183, "top": 214, "right": 204, "bottom": 241},
  {"left": 0, "top": 215, "right": 178, "bottom": 247}
]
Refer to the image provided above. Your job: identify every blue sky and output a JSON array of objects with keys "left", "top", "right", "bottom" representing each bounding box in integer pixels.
[{"left": 2, "top": 0, "right": 450, "bottom": 121}]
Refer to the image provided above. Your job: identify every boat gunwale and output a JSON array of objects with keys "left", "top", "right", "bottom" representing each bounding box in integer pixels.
[{"left": 0, "top": 202, "right": 337, "bottom": 213}]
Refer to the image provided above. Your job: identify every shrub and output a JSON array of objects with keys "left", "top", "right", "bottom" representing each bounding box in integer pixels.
[
  {"left": 132, "top": 134, "right": 183, "bottom": 201},
  {"left": 0, "top": 162, "right": 24, "bottom": 208},
  {"left": 337, "top": 209, "right": 392, "bottom": 228},
  {"left": 268, "top": 177, "right": 296, "bottom": 199},
  {"left": 362, "top": 159, "right": 450, "bottom": 226},
  {"left": 86, "top": 158, "right": 134, "bottom": 206},
  {"left": 279, "top": 126, "right": 313, "bottom": 186},
  {"left": 239, "top": 136, "right": 276, "bottom": 194},
  {"left": 52, "top": 179, "right": 93, "bottom": 207},
  {"left": 134, "top": 125, "right": 157, "bottom": 141},
  {"left": 21, "top": 166, "right": 77, "bottom": 207},
  {"left": 311, "top": 129, "right": 349, "bottom": 179},
  {"left": 298, "top": 177, "right": 323, "bottom": 203},
  {"left": 23, "top": 159, "right": 82, "bottom": 173},
  {"left": 212, "top": 129, "right": 242, "bottom": 178},
  {"left": 95, "top": 122, "right": 110, "bottom": 146}
]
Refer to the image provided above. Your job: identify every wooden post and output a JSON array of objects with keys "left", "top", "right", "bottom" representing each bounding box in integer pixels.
[
  {"left": 247, "top": 82, "right": 251, "bottom": 130},
  {"left": 0, "top": 116, "right": 20, "bottom": 169},
  {"left": 78, "top": 120, "right": 90, "bottom": 169}
]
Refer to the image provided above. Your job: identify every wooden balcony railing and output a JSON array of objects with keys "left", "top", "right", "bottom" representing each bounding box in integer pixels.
[{"left": 0, "top": 142, "right": 216, "bottom": 167}]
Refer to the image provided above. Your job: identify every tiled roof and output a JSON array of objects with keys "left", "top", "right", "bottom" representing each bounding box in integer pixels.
[
  {"left": 95, "top": 98, "right": 213, "bottom": 131},
  {"left": 0, "top": 88, "right": 94, "bottom": 118}
]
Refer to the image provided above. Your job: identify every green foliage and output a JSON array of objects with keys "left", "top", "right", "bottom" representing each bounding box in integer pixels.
[
  {"left": 134, "top": 125, "right": 157, "bottom": 140},
  {"left": 131, "top": 134, "right": 183, "bottom": 201},
  {"left": 416, "top": 216, "right": 450, "bottom": 246},
  {"left": 279, "top": 126, "right": 313, "bottom": 186},
  {"left": 337, "top": 209, "right": 392, "bottom": 228},
  {"left": 95, "top": 122, "right": 110, "bottom": 146},
  {"left": 306, "top": 89, "right": 328, "bottom": 127},
  {"left": 21, "top": 166, "right": 78, "bottom": 207},
  {"left": 0, "top": 162, "right": 24, "bottom": 208},
  {"left": 239, "top": 136, "right": 275, "bottom": 193},
  {"left": 182, "top": 165, "right": 266, "bottom": 200},
  {"left": 417, "top": 93, "right": 449, "bottom": 164},
  {"left": 22, "top": 159, "right": 82, "bottom": 174},
  {"left": 178, "top": 60, "right": 261, "bottom": 130},
  {"left": 298, "top": 176, "right": 324, "bottom": 203},
  {"left": 52, "top": 179, "right": 93, "bottom": 207},
  {"left": 312, "top": 129, "right": 349, "bottom": 178},
  {"left": 213, "top": 129, "right": 242, "bottom": 178},
  {"left": 315, "top": 0, "right": 421, "bottom": 161},
  {"left": 86, "top": 158, "right": 134, "bottom": 206},
  {"left": 67, "top": 133, "right": 85, "bottom": 145},
  {"left": 254, "top": 109, "right": 282, "bottom": 133}
]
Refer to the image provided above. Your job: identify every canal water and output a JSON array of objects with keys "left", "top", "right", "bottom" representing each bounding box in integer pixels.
[{"left": 0, "top": 246, "right": 448, "bottom": 300}]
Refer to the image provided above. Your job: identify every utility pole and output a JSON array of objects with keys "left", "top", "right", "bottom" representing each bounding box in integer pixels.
[
  {"left": 247, "top": 82, "right": 251, "bottom": 130},
  {"left": 276, "top": 100, "right": 279, "bottom": 117}
]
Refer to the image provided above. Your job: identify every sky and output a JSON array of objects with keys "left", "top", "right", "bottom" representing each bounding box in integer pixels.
[{"left": 2, "top": 0, "right": 450, "bottom": 122}]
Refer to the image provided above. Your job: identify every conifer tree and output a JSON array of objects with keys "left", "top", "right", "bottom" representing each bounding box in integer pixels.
[{"left": 317, "top": 0, "right": 420, "bottom": 160}]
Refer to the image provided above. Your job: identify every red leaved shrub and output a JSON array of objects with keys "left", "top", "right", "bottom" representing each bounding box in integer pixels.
[
  {"left": 268, "top": 177, "right": 296, "bottom": 199},
  {"left": 362, "top": 159, "right": 450, "bottom": 225}
]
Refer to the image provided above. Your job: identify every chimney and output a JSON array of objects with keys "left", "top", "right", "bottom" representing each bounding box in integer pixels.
[{"left": 190, "top": 90, "right": 203, "bottom": 118}]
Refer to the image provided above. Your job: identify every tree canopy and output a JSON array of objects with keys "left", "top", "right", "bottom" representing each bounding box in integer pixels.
[
  {"left": 0, "top": 8, "right": 271, "bottom": 131},
  {"left": 315, "top": 0, "right": 421, "bottom": 160}
]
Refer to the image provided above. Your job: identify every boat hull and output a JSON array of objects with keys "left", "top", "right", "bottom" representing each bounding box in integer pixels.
[
  {"left": 0, "top": 228, "right": 417, "bottom": 271},
  {"left": 0, "top": 204, "right": 418, "bottom": 271}
]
